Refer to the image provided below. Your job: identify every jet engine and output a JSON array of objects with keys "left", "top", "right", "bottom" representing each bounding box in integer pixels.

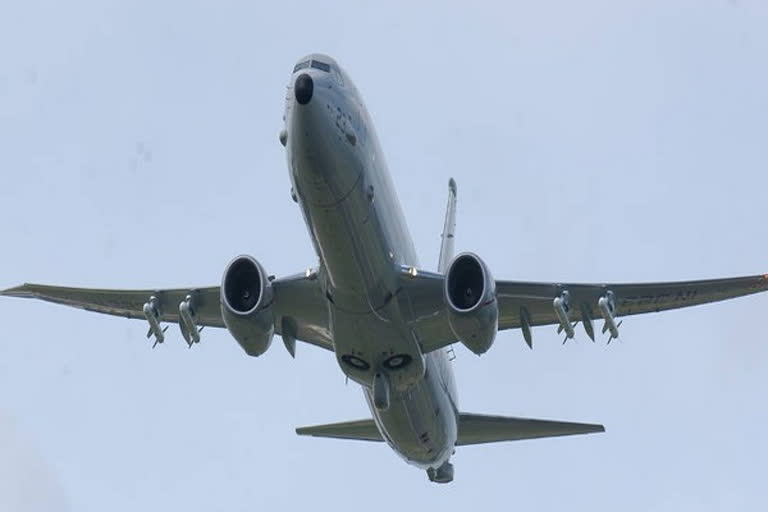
[
  {"left": 220, "top": 255, "right": 275, "bottom": 357},
  {"left": 444, "top": 253, "right": 498, "bottom": 355}
]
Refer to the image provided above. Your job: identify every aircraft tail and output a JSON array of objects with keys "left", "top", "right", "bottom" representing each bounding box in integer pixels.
[
  {"left": 295, "top": 413, "right": 604, "bottom": 445},
  {"left": 438, "top": 178, "right": 457, "bottom": 273}
]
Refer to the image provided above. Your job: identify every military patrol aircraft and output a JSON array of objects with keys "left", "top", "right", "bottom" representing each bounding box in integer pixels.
[{"left": 4, "top": 54, "right": 768, "bottom": 483}]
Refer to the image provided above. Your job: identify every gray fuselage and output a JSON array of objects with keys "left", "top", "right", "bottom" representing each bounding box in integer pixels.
[{"left": 284, "top": 54, "right": 458, "bottom": 469}]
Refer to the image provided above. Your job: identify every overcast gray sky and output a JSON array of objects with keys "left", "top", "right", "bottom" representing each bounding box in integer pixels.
[{"left": 1, "top": 0, "right": 767, "bottom": 510}]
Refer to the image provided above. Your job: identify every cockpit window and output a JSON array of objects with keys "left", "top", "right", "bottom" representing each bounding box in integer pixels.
[
  {"left": 310, "top": 60, "right": 331, "bottom": 72},
  {"left": 293, "top": 61, "right": 310, "bottom": 73},
  {"left": 331, "top": 66, "right": 345, "bottom": 86}
]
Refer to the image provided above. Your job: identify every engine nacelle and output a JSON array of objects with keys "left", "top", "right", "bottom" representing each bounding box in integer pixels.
[
  {"left": 444, "top": 253, "right": 498, "bottom": 355},
  {"left": 220, "top": 255, "right": 275, "bottom": 357}
]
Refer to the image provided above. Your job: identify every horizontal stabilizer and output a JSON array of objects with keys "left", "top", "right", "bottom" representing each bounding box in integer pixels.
[
  {"left": 295, "top": 419, "right": 383, "bottom": 442},
  {"left": 295, "top": 414, "right": 603, "bottom": 445},
  {"left": 457, "top": 413, "right": 604, "bottom": 445}
]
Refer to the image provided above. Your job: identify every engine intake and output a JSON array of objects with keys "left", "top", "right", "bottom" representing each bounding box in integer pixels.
[
  {"left": 447, "top": 254, "right": 487, "bottom": 311},
  {"left": 221, "top": 255, "right": 275, "bottom": 357},
  {"left": 444, "top": 253, "right": 498, "bottom": 355},
  {"left": 224, "top": 257, "right": 264, "bottom": 313}
]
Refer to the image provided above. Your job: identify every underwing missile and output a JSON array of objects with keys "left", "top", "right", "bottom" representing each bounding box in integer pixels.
[
  {"left": 179, "top": 295, "right": 201, "bottom": 346},
  {"left": 142, "top": 296, "right": 167, "bottom": 347},
  {"left": 598, "top": 291, "right": 621, "bottom": 342},
  {"left": 553, "top": 291, "right": 575, "bottom": 341}
]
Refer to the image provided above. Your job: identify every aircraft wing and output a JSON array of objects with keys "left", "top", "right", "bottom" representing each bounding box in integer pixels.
[
  {"left": 0, "top": 273, "right": 333, "bottom": 352},
  {"left": 403, "top": 271, "right": 768, "bottom": 353},
  {"left": 495, "top": 274, "right": 768, "bottom": 330}
]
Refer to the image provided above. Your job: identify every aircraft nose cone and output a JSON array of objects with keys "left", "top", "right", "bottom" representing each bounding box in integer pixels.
[{"left": 294, "top": 73, "right": 313, "bottom": 105}]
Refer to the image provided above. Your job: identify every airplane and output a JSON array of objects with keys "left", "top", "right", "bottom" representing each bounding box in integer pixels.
[{"left": 3, "top": 53, "right": 768, "bottom": 484}]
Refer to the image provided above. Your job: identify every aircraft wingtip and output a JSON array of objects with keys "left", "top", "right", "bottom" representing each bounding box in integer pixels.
[
  {"left": 448, "top": 178, "right": 457, "bottom": 195},
  {"left": 0, "top": 284, "right": 33, "bottom": 297}
]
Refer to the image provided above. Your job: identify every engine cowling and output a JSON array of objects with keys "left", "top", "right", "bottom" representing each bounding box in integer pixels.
[
  {"left": 444, "top": 253, "right": 498, "bottom": 355},
  {"left": 220, "top": 255, "right": 275, "bottom": 357}
]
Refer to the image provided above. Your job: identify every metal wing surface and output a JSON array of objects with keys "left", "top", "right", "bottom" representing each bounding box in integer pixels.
[
  {"left": 456, "top": 413, "right": 604, "bottom": 445},
  {"left": 401, "top": 271, "right": 768, "bottom": 353},
  {"left": 495, "top": 274, "right": 768, "bottom": 329},
  {"left": 1, "top": 273, "right": 333, "bottom": 351}
]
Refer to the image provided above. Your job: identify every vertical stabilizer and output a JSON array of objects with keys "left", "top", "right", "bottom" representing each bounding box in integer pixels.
[{"left": 438, "top": 178, "right": 457, "bottom": 273}]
